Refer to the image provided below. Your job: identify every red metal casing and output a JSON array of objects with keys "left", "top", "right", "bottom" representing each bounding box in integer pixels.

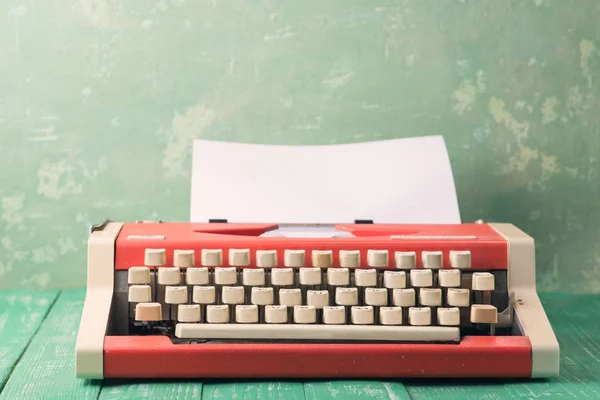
[
  {"left": 105, "top": 222, "right": 527, "bottom": 378},
  {"left": 103, "top": 336, "right": 532, "bottom": 378}
]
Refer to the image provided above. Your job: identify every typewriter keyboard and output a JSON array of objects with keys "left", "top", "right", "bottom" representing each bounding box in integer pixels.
[{"left": 113, "top": 248, "right": 511, "bottom": 343}]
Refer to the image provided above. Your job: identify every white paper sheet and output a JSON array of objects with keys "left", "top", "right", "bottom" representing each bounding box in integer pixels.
[{"left": 190, "top": 136, "right": 460, "bottom": 224}]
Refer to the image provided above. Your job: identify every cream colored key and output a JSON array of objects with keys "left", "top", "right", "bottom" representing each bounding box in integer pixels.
[
  {"left": 470, "top": 304, "right": 498, "bottom": 323},
  {"left": 351, "top": 306, "right": 374, "bottom": 325},
  {"left": 409, "top": 307, "right": 431, "bottom": 325},
  {"left": 158, "top": 267, "right": 181, "bottom": 285},
  {"left": 214, "top": 267, "right": 237, "bottom": 285},
  {"left": 422, "top": 251, "right": 443, "bottom": 269},
  {"left": 438, "top": 269, "right": 461, "bottom": 287},
  {"left": 186, "top": 267, "right": 209, "bottom": 285},
  {"left": 410, "top": 269, "right": 433, "bottom": 287},
  {"left": 256, "top": 250, "right": 277, "bottom": 268},
  {"left": 312, "top": 250, "right": 333, "bottom": 268},
  {"left": 355, "top": 269, "right": 377, "bottom": 287},
  {"left": 365, "top": 288, "right": 387, "bottom": 306},
  {"left": 392, "top": 288, "right": 415, "bottom": 307},
  {"left": 279, "top": 288, "right": 302, "bottom": 306},
  {"left": 394, "top": 251, "right": 416, "bottom": 269},
  {"left": 173, "top": 250, "right": 195, "bottom": 268},
  {"left": 236, "top": 305, "right": 258, "bottom": 323},
  {"left": 323, "top": 306, "right": 346, "bottom": 324},
  {"left": 380, "top": 307, "right": 403, "bottom": 325},
  {"left": 135, "top": 302, "right": 162, "bottom": 321},
  {"left": 178, "top": 304, "right": 201, "bottom": 322},
  {"left": 419, "top": 288, "right": 442, "bottom": 306},
  {"left": 206, "top": 305, "right": 229, "bottom": 323},
  {"left": 299, "top": 268, "right": 321, "bottom": 285},
  {"left": 472, "top": 272, "right": 495, "bottom": 291},
  {"left": 265, "top": 305, "right": 288, "bottom": 323},
  {"left": 437, "top": 307, "right": 460, "bottom": 326},
  {"left": 165, "top": 286, "right": 188, "bottom": 304},
  {"left": 128, "top": 267, "right": 151, "bottom": 284},
  {"left": 367, "top": 249, "right": 388, "bottom": 267},
  {"left": 339, "top": 250, "right": 360, "bottom": 268},
  {"left": 327, "top": 268, "right": 350, "bottom": 286},
  {"left": 144, "top": 249, "right": 166, "bottom": 266},
  {"left": 307, "top": 290, "right": 329, "bottom": 308},
  {"left": 336, "top": 287, "right": 358, "bottom": 306},
  {"left": 128, "top": 285, "right": 152, "bottom": 303},
  {"left": 271, "top": 268, "right": 294, "bottom": 286},
  {"left": 450, "top": 250, "right": 471, "bottom": 269},
  {"left": 243, "top": 268, "right": 265, "bottom": 286},
  {"left": 383, "top": 271, "right": 406, "bottom": 289},
  {"left": 222, "top": 286, "right": 245, "bottom": 304},
  {"left": 284, "top": 249, "right": 305, "bottom": 267},
  {"left": 294, "top": 305, "right": 316, "bottom": 323},
  {"left": 229, "top": 248, "right": 250, "bottom": 267},
  {"left": 193, "top": 286, "right": 215, "bottom": 304},
  {"left": 251, "top": 287, "right": 274, "bottom": 305},
  {"left": 447, "top": 288, "right": 470, "bottom": 307},
  {"left": 201, "top": 249, "right": 223, "bottom": 267}
]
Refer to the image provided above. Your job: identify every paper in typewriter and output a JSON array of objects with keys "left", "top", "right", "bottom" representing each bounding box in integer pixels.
[{"left": 190, "top": 136, "right": 460, "bottom": 224}]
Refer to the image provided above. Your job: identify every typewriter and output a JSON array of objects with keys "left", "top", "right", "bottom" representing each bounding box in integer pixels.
[{"left": 75, "top": 220, "right": 559, "bottom": 379}]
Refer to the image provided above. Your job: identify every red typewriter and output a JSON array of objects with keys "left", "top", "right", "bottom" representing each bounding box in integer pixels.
[{"left": 75, "top": 220, "right": 559, "bottom": 379}]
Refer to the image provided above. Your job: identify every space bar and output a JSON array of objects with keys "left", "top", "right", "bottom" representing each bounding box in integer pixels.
[{"left": 175, "top": 324, "right": 461, "bottom": 342}]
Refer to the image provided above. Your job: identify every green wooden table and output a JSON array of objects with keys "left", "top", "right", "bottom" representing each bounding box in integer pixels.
[{"left": 0, "top": 290, "right": 597, "bottom": 399}]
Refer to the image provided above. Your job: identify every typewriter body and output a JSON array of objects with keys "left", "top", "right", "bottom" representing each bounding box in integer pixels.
[{"left": 76, "top": 220, "right": 559, "bottom": 379}]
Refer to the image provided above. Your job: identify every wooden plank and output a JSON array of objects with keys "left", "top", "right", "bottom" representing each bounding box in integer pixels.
[
  {"left": 0, "top": 289, "right": 102, "bottom": 400},
  {"left": 99, "top": 380, "right": 202, "bottom": 399},
  {"left": 304, "top": 381, "right": 410, "bottom": 400},
  {"left": 502, "top": 293, "right": 600, "bottom": 399},
  {"left": 0, "top": 290, "right": 58, "bottom": 392},
  {"left": 405, "top": 380, "right": 514, "bottom": 400},
  {"left": 202, "top": 381, "right": 305, "bottom": 400}
]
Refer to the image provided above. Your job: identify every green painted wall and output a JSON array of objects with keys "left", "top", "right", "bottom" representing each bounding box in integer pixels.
[{"left": 0, "top": 0, "right": 598, "bottom": 292}]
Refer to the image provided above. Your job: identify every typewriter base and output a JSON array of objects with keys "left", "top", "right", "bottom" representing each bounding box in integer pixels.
[{"left": 103, "top": 335, "right": 532, "bottom": 378}]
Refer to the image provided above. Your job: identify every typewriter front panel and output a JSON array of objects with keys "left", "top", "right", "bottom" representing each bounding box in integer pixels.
[{"left": 103, "top": 335, "right": 532, "bottom": 378}]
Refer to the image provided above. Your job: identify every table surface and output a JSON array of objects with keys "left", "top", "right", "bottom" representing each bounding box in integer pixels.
[{"left": 0, "top": 289, "right": 597, "bottom": 400}]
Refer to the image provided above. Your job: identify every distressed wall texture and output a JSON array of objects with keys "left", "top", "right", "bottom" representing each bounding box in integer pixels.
[{"left": 0, "top": 0, "right": 599, "bottom": 292}]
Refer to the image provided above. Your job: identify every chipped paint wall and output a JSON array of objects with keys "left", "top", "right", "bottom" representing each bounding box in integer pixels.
[{"left": 0, "top": 0, "right": 598, "bottom": 292}]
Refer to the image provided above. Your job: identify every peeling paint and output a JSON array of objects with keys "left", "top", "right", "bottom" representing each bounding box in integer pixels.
[
  {"left": 453, "top": 70, "right": 486, "bottom": 115},
  {"left": 566, "top": 85, "right": 589, "bottom": 116},
  {"left": 453, "top": 81, "right": 478, "bottom": 115},
  {"left": 489, "top": 97, "right": 561, "bottom": 190},
  {"left": 1, "top": 195, "right": 25, "bottom": 226},
  {"left": 488, "top": 97, "right": 537, "bottom": 173},
  {"left": 580, "top": 39, "right": 596, "bottom": 88},
  {"left": 37, "top": 159, "right": 83, "bottom": 199},
  {"left": 162, "top": 103, "right": 216, "bottom": 178},
  {"left": 541, "top": 96, "right": 559, "bottom": 124},
  {"left": 264, "top": 25, "right": 296, "bottom": 41},
  {"left": 322, "top": 71, "right": 355, "bottom": 89}
]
